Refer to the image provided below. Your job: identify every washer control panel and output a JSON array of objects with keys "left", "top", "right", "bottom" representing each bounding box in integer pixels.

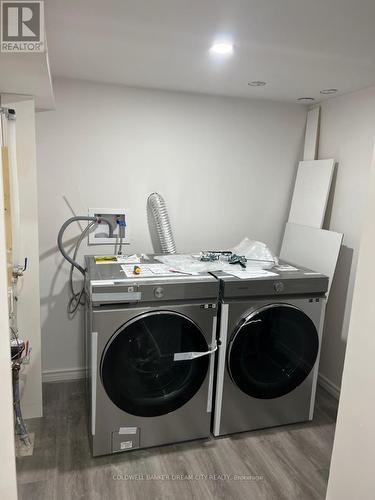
[
  {"left": 273, "top": 281, "right": 285, "bottom": 293},
  {"left": 154, "top": 286, "right": 165, "bottom": 299}
]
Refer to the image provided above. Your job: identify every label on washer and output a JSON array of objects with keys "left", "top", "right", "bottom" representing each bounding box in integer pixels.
[
  {"left": 120, "top": 441, "right": 133, "bottom": 450},
  {"left": 119, "top": 427, "right": 137, "bottom": 435}
]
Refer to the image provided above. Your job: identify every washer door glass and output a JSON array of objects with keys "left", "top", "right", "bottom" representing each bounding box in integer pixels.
[
  {"left": 228, "top": 304, "right": 319, "bottom": 399},
  {"left": 101, "top": 311, "right": 210, "bottom": 417}
]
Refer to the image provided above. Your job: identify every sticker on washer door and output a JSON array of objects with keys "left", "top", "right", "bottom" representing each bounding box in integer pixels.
[
  {"left": 174, "top": 343, "right": 217, "bottom": 361},
  {"left": 174, "top": 352, "right": 195, "bottom": 361},
  {"left": 120, "top": 441, "right": 133, "bottom": 450}
]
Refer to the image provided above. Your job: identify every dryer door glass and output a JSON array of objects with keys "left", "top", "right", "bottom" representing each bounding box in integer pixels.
[
  {"left": 101, "top": 311, "right": 210, "bottom": 417},
  {"left": 228, "top": 305, "right": 319, "bottom": 399}
]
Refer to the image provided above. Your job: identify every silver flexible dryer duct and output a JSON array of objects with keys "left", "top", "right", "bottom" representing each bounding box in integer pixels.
[{"left": 147, "top": 193, "right": 177, "bottom": 254}]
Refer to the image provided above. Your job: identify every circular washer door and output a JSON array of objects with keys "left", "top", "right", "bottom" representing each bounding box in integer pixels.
[
  {"left": 101, "top": 311, "right": 210, "bottom": 417},
  {"left": 228, "top": 304, "right": 319, "bottom": 399}
]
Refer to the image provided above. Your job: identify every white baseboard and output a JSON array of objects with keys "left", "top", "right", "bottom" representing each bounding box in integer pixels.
[
  {"left": 42, "top": 367, "right": 85, "bottom": 383},
  {"left": 318, "top": 373, "right": 340, "bottom": 400}
]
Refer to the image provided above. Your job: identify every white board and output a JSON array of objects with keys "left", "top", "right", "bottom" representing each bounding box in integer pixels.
[
  {"left": 288, "top": 159, "right": 335, "bottom": 228},
  {"left": 303, "top": 107, "right": 320, "bottom": 161},
  {"left": 280, "top": 222, "right": 343, "bottom": 297}
]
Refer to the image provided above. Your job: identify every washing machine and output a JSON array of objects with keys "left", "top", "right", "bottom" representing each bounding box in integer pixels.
[
  {"left": 84, "top": 256, "right": 219, "bottom": 456},
  {"left": 211, "top": 265, "right": 328, "bottom": 437}
]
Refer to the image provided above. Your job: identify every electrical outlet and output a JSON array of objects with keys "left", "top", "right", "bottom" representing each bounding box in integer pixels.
[{"left": 88, "top": 208, "right": 130, "bottom": 245}]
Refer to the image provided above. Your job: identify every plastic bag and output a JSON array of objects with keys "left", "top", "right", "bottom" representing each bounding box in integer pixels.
[
  {"left": 155, "top": 237, "right": 278, "bottom": 274},
  {"left": 230, "top": 238, "right": 278, "bottom": 269},
  {"left": 154, "top": 254, "right": 219, "bottom": 274}
]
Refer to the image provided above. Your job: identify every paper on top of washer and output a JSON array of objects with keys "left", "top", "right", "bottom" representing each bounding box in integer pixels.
[
  {"left": 95, "top": 254, "right": 141, "bottom": 264},
  {"left": 117, "top": 254, "right": 141, "bottom": 264},
  {"left": 274, "top": 264, "right": 299, "bottom": 272},
  {"left": 120, "top": 263, "right": 187, "bottom": 278},
  {"left": 227, "top": 269, "right": 279, "bottom": 279}
]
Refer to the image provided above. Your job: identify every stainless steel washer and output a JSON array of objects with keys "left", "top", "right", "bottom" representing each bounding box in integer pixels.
[
  {"left": 211, "top": 266, "right": 328, "bottom": 437},
  {"left": 85, "top": 256, "right": 219, "bottom": 456}
]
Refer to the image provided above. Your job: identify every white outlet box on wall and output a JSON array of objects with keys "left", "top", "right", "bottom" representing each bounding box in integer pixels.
[{"left": 88, "top": 208, "right": 130, "bottom": 245}]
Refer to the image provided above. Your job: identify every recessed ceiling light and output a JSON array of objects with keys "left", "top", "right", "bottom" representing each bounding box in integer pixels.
[
  {"left": 210, "top": 42, "right": 234, "bottom": 55},
  {"left": 297, "top": 97, "right": 315, "bottom": 102},
  {"left": 248, "top": 81, "right": 266, "bottom": 86},
  {"left": 320, "top": 88, "right": 338, "bottom": 95}
]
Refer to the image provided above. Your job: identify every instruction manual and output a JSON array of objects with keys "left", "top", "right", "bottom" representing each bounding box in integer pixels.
[
  {"left": 228, "top": 269, "right": 279, "bottom": 279},
  {"left": 120, "top": 263, "right": 183, "bottom": 278},
  {"left": 117, "top": 254, "right": 141, "bottom": 264},
  {"left": 95, "top": 254, "right": 141, "bottom": 264},
  {"left": 274, "top": 264, "right": 299, "bottom": 272}
]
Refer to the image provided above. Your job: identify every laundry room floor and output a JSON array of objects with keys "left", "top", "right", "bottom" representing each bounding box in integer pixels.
[{"left": 16, "top": 381, "right": 338, "bottom": 500}]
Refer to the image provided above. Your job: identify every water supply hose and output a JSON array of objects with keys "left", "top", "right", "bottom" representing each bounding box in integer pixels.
[
  {"left": 147, "top": 193, "right": 177, "bottom": 254},
  {"left": 57, "top": 215, "right": 114, "bottom": 315},
  {"left": 57, "top": 216, "right": 113, "bottom": 275}
]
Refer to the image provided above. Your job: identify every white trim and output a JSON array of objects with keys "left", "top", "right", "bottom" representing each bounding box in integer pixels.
[
  {"left": 8, "top": 118, "right": 21, "bottom": 267},
  {"left": 213, "top": 303, "right": 229, "bottom": 436},
  {"left": 42, "top": 367, "right": 85, "bottom": 383},
  {"left": 206, "top": 315, "right": 217, "bottom": 413},
  {"left": 309, "top": 298, "right": 326, "bottom": 419},
  {"left": 318, "top": 373, "right": 340, "bottom": 400},
  {"left": 91, "top": 331, "right": 98, "bottom": 436}
]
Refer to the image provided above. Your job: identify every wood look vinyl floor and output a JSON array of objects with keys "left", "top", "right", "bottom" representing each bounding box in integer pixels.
[{"left": 16, "top": 381, "right": 338, "bottom": 500}]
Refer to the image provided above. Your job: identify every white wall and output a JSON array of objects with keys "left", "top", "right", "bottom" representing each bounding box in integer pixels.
[
  {"left": 317, "top": 86, "right": 375, "bottom": 395},
  {"left": 325, "top": 140, "right": 375, "bottom": 500},
  {"left": 36, "top": 77, "right": 306, "bottom": 378}
]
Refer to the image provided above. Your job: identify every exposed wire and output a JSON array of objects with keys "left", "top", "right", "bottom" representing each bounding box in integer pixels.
[
  {"left": 13, "top": 365, "right": 30, "bottom": 446},
  {"left": 11, "top": 342, "right": 24, "bottom": 360}
]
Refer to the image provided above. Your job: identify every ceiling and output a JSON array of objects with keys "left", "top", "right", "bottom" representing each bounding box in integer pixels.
[
  {"left": 0, "top": 52, "right": 54, "bottom": 110},
  {"left": 45, "top": 0, "right": 375, "bottom": 102}
]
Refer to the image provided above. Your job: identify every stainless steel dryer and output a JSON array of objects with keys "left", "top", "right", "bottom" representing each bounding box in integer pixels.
[
  {"left": 85, "top": 256, "right": 219, "bottom": 456},
  {"left": 211, "top": 266, "right": 328, "bottom": 437}
]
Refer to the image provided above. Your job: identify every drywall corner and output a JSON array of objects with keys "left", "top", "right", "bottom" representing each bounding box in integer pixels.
[{"left": 2, "top": 95, "right": 43, "bottom": 419}]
